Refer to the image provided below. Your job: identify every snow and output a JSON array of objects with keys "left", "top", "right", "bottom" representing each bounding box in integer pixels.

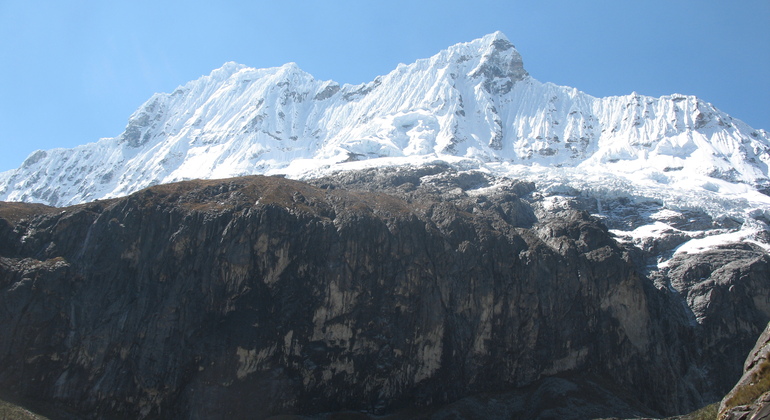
[
  {"left": 610, "top": 222, "right": 683, "bottom": 242},
  {"left": 1, "top": 32, "right": 769, "bottom": 256},
  {"left": 675, "top": 229, "right": 770, "bottom": 255}
]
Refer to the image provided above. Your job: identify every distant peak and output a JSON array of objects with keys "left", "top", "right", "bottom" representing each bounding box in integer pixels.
[
  {"left": 463, "top": 32, "right": 528, "bottom": 93},
  {"left": 490, "top": 30, "right": 507, "bottom": 39},
  {"left": 278, "top": 62, "right": 304, "bottom": 73},
  {"left": 446, "top": 32, "right": 516, "bottom": 52},
  {"left": 209, "top": 61, "right": 248, "bottom": 79},
  {"left": 220, "top": 61, "right": 245, "bottom": 70},
  {"left": 484, "top": 31, "right": 511, "bottom": 44},
  {"left": 274, "top": 62, "right": 316, "bottom": 83},
  {"left": 477, "top": 31, "right": 515, "bottom": 51}
]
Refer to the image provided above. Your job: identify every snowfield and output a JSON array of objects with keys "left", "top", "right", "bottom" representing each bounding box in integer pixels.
[{"left": 1, "top": 31, "right": 768, "bottom": 257}]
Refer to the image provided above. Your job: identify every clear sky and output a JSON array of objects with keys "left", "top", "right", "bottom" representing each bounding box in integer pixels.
[{"left": 1, "top": 0, "right": 768, "bottom": 172}]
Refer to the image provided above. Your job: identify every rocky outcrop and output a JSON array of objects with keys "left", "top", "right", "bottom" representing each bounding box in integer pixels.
[
  {"left": 719, "top": 322, "right": 770, "bottom": 420},
  {"left": 661, "top": 246, "right": 770, "bottom": 402},
  {"left": 0, "top": 397, "right": 49, "bottom": 420},
  {"left": 0, "top": 168, "right": 768, "bottom": 419}
]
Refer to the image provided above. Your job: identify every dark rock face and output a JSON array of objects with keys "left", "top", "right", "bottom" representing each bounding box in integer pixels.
[
  {"left": 719, "top": 321, "right": 770, "bottom": 419},
  {"left": 0, "top": 169, "right": 767, "bottom": 419},
  {"left": 661, "top": 245, "right": 770, "bottom": 401}
]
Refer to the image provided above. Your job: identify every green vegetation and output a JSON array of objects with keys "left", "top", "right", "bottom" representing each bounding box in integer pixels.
[
  {"left": 722, "top": 357, "right": 770, "bottom": 413},
  {"left": 673, "top": 402, "right": 719, "bottom": 420}
]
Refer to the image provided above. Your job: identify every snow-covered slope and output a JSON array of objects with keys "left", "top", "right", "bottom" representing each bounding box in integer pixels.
[{"left": 1, "top": 31, "right": 769, "bottom": 221}]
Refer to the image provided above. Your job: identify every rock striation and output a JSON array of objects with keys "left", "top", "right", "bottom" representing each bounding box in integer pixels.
[{"left": 0, "top": 168, "right": 768, "bottom": 419}]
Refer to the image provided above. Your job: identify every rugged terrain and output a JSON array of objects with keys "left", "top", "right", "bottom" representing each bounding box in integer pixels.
[
  {"left": 718, "top": 321, "right": 770, "bottom": 420},
  {"left": 1, "top": 31, "right": 769, "bottom": 420},
  {"left": 1, "top": 32, "right": 768, "bottom": 210},
  {"left": 1, "top": 167, "right": 769, "bottom": 419}
]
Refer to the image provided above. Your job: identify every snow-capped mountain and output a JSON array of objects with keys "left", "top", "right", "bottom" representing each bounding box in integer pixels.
[
  {"left": 4, "top": 32, "right": 770, "bottom": 419},
  {"left": 1, "top": 31, "right": 769, "bottom": 216}
]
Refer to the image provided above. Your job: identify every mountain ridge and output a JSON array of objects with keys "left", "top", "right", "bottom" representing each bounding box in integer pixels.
[
  {"left": 2, "top": 31, "right": 769, "bottom": 420},
  {"left": 1, "top": 32, "right": 768, "bottom": 210}
]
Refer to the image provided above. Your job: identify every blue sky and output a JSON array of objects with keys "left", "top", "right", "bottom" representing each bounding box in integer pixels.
[{"left": 1, "top": 0, "right": 768, "bottom": 171}]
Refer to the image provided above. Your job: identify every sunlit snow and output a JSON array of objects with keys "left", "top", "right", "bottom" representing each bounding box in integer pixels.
[{"left": 1, "top": 32, "right": 769, "bottom": 256}]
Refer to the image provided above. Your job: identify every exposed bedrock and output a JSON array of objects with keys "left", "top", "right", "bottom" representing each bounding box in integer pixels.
[{"left": 0, "top": 169, "right": 767, "bottom": 419}]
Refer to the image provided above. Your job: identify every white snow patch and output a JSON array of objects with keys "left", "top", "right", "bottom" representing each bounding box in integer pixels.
[
  {"left": 610, "top": 222, "right": 681, "bottom": 242},
  {"left": 674, "top": 229, "right": 770, "bottom": 255}
]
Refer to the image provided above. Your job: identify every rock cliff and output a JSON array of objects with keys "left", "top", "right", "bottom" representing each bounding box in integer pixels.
[
  {"left": 718, "top": 321, "right": 770, "bottom": 420},
  {"left": 0, "top": 168, "right": 768, "bottom": 419}
]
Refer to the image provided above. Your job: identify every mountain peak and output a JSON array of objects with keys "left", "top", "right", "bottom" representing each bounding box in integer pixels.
[
  {"left": 209, "top": 61, "right": 248, "bottom": 79},
  {"left": 1, "top": 33, "right": 769, "bottom": 220},
  {"left": 448, "top": 31, "right": 518, "bottom": 55},
  {"left": 487, "top": 30, "right": 509, "bottom": 41},
  {"left": 482, "top": 30, "right": 514, "bottom": 49},
  {"left": 465, "top": 32, "right": 528, "bottom": 92}
]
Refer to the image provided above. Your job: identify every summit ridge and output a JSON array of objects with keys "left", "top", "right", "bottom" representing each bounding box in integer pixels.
[{"left": 0, "top": 32, "right": 768, "bottom": 231}]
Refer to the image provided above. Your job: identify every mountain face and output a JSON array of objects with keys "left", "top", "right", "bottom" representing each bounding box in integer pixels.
[
  {"left": 1, "top": 169, "right": 769, "bottom": 419},
  {"left": 1, "top": 32, "right": 770, "bottom": 419},
  {"left": 1, "top": 32, "right": 768, "bottom": 208}
]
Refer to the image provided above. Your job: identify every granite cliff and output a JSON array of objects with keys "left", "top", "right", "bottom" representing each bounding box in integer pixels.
[{"left": 0, "top": 167, "right": 768, "bottom": 419}]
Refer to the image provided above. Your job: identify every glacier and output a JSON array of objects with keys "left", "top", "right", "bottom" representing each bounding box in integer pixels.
[{"left": 1, "top": 31, "right": 769, "bottom": 261}]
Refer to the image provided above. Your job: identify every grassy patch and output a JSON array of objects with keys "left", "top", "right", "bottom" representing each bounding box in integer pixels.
[
  {"left": 674, "top": 402, "right": 718, "bottom": 420},
  {"left": 722, "top": 357, "right": 770, "bottom": 412},
  {"left": 0, "top": 397, "right": 49, "bottom": 420}
]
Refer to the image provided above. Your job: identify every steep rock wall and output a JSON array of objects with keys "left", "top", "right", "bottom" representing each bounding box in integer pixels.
[{"left": 0, "top": 172, "right": 766, "bottom": 419}]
